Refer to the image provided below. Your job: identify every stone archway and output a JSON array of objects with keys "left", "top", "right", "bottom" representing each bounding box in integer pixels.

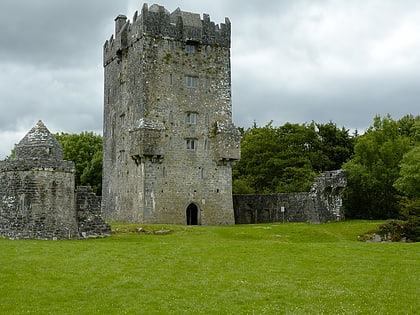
[{"left": 186, "top": 203, "right": 199, "bottom": 225}]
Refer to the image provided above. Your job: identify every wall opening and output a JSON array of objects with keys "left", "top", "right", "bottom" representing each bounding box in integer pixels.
[{"left": 186, "top": 203, "right": 199, "bottom": 225}]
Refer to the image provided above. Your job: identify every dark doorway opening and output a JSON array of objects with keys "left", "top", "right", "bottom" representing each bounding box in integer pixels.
[{"left": 186, "top": 203, "right": 199, "bottom": 225}]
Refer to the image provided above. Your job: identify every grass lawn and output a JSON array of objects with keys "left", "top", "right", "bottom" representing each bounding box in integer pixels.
[{"left": 0, "top": 221, "right": 418, "bottom": 314}]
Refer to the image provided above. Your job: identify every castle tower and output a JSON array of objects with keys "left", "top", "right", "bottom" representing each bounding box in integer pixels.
[
  {"left": 0, "top": 120, "right": 78, "bottom": 239},
  {"left": 102, "top": 4, "right": 240, "bottom": 224}
]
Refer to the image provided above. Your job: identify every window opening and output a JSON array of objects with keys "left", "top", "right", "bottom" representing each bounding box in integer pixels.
[
  {"left": 204, "top": 138, "right": 210, "bottom": 151},
  {"left": 185, "top": 112, "right": 197, "bottom": 124},
  {"left": 186, "top": 139, "right": 197, "bottom": 151},
  {"left": 185, "top": 43, "right": 197, "bottom": 53},
  {"left": 186, "top": 76, "right": 198, "bottom": 88}
]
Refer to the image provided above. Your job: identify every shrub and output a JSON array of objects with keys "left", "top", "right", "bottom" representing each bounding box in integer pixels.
[{"left": 374, "top": 218, "right": 420, "bottom": 242}]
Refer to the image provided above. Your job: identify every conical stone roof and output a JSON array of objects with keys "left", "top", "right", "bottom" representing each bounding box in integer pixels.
[{"left": 15, "top": 120, "right": 63, "bottom": 160}]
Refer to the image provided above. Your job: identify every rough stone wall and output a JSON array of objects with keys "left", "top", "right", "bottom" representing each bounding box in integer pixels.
[
  {"left": 233, "top": 193, "right": 309, "bottom": 224},
  {"left": 308, "top": 170, "right": 347, "bottom": 222},
  {"left": 76, "top": 186, "right": 111, "bottom": 238},
  {"left": 233, "top": 170, "right": 347, "bottom": 224},
  {"left": 0, "top": 121, "right": 110, "bottom": 240},
  {"left": 102, "top": 4, "right": 240, "bottom": 225},
  {"left": 0, "top": 160, "right": 78, "bottom": 240}
]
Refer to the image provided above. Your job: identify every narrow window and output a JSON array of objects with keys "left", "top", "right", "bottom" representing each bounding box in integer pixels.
[
  {"left": 186, "top": 139, "right": 197, "bottom": 151},
  {"left": 185, "top": 112, "right": 197, "bottom": 124},
  {"left": 204, "top": 138, "right": 211, "bottom": 151},
  {"left": 205, "top": 113, "right": 210, "bottom": 126},
  {"left": 169, "top": 73, "right": 173, "bottom": 86},
  {"left": 186, "top": 76, "right": 198, "bottom": 88},
  {"left": 118, "top": 150, "right": 126, "bottom": 163}
]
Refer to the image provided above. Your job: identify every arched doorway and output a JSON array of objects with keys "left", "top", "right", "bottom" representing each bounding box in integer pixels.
[{"left": 186, "top": 203, "right": 199, "bottom": 225}]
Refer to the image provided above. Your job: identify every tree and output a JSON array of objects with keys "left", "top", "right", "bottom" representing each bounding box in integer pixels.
[
  {"left": 393, "top": 145, "right": 420, "bottom": 220},
  {"left": 343, "top": 115, "right": 412, "bottom": 219},
  {"left": 394, "top": 145, "right": 420, "bottom": 198},
  {"left": 55, "top": 132, "right": 103, "bottom": 195},
  {"left": 313, "top": 122, "right": 354, "bottom": 171},
  {"left": 232, "top": 121, "right": 353, "bottom": 194}
]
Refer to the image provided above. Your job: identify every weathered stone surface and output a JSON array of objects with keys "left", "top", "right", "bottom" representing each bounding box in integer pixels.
[
  {"left": 102, "top": 4, "right": 240, "bottom": 225},
  {"left": 233, "top": 170, "right": 347, "bottom": 224},
  {"left": 14, "top": 120, "right": 63, "bottom": 160},
  {"left": 76, "top": 186, "right": 111, "bottom": 238},
  {"left": 0, "top": 121, "right": 110, "bottom": 240}
]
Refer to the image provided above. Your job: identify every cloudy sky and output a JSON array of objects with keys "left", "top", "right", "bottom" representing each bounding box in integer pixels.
[{"left": 1, "top": 0, "right": 419, "bottom": 159}]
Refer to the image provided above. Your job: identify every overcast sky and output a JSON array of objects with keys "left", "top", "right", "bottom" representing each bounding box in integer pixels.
[{"left": 1, "top": 0, "right": 419, "bottom": 159}]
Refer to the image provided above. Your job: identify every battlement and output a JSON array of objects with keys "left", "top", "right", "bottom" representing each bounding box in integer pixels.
[{"left": 104, "top": 3, "right": 231, "bottom": 66}]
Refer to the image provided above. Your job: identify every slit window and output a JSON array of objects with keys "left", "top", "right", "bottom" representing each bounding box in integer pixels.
[{"left": 204, "top": 138, "right": 210, "bottom": 151}]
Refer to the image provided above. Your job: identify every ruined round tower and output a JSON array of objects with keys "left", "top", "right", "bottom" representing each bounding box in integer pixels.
[{"left": 0, "top": 120, "right": 78, "bottom": 239}]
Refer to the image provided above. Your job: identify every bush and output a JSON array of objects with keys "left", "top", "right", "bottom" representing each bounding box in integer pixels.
[{"left": 375, "top": 218, "right": 420, "bottom": 242}]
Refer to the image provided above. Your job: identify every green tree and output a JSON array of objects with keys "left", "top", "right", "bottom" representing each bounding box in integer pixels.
[
  {"left": 232, "top": 121, "right": 353, "bottom": 194},
  {"left": 343, "top": 115, "right": 413, "bottom": 219},
  {"left": 394, "top": 145, "right": 420, "bottom": 198},
  {"left": 55, "top": 132, "right": 103, "bottom": 195},
  {"left": 393, "top": 145, "right": 420, "bottom": 221},
  {"left": 313, "top": 122, "right": 354, "bottom": 171}
]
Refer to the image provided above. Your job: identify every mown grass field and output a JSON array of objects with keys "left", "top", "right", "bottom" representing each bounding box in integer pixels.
[{"left": 0, "top": 221, "right": 419, "bottom": 314}]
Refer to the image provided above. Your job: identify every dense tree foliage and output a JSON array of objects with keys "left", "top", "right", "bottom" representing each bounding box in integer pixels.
[
  {"left": 394, "top": 145, "right": 420, "bottom": 198},
  {"left": 232, "top": 121, "right": 354, "bottom": 194},
  {"left": 343, "top": 115, "right": 420, "bottom": 219},
  {"left": 55, "top": 132, "right": 103, "bottom": 195}
]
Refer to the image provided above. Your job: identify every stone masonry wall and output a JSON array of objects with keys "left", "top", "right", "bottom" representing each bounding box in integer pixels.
[
  {"left": 76, "top": 186, "right": 111, "bottom": 238},
  {"left": 0, "top": 160, "right": 78, "bottom": 240},
  {"left": 233, "top": 170, "right": 347, "bottom": 224}
]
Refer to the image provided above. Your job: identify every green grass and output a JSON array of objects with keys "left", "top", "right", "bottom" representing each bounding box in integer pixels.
[{"left": 0, "top": 221, "right": 418, "bottom": 314}]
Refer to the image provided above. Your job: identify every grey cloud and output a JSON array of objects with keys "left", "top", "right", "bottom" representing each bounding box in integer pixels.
[
  {"left": 0, "top": 0, "right": 125, "bottom": 68},
  {"left": 1, "top": 0, "right": 420, "bottom": 159}
]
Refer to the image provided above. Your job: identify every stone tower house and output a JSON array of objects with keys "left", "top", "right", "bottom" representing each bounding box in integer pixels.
[{"left": 102, "top": 4, "right": 240, "bottom": 225}]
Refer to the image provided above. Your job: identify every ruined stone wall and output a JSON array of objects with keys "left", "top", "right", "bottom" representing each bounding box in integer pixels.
[
  {"left": 233, "top": 193, "right": 309, "bottom": 224},
  {"left": 0, "top": 159, "right": 78, "bottom": 240},
  {"left": 102, "top": 4, "right": 239, "bottom": 225},
  {"left": 233, "top": 170, "right": 347, "bottom": 224},
  {"left": 76, "top": 186, "right": 111, "bottom": 238}
]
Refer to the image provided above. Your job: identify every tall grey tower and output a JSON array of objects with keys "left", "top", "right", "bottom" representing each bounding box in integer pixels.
[{"left": 102, "top": 4, "right": 240, "bottom": 225}]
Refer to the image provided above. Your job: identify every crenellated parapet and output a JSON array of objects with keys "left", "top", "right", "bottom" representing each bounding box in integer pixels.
[{"left": 104, "top": 3, "right": 231, "bottom": 66}]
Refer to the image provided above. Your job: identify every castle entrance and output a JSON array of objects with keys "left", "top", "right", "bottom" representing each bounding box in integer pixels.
[{"left": 186, "top": 203, "right": 199, "bottom": 225}]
